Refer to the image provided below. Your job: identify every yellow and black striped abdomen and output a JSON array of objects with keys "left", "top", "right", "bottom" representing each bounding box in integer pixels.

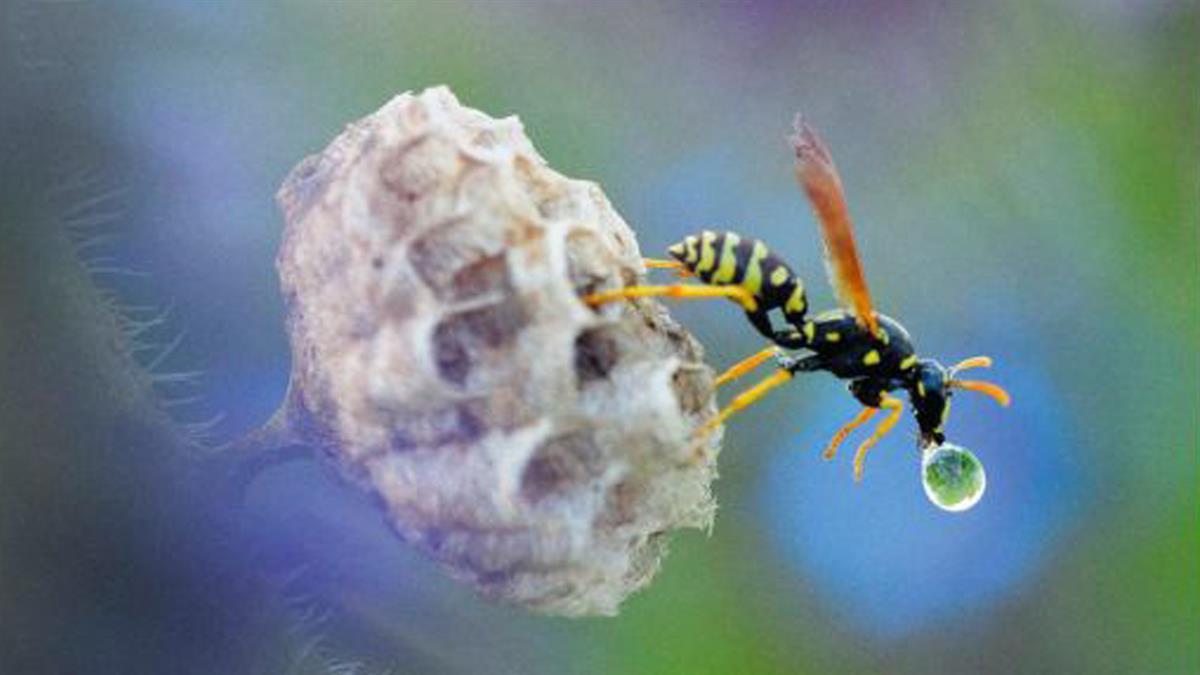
[{"left": 667, "top": 231, "right": 806, "bottom": 317}]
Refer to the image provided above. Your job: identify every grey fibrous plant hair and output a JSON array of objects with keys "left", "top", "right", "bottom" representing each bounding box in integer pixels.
[
  {"left": 12, "top": 155, "right": 367, "bottom": 673},
  {"left": 4, "top": 3, "right": 391, "bottom": 670},
  {"left": 49, "top": 158, "right": 224, "bottom": 447},
  {"left": 37, "top": 140, "right": 407, "bottom": 675}
]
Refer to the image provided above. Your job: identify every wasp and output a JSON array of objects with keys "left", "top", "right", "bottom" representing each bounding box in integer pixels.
[{"left": 585, "top": 116, "right": 1010, "bottom": 481}]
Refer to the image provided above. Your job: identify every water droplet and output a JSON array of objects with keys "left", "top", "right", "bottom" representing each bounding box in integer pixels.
[{"left": 921, "top": 443, "right": 986, "bottom": 512}]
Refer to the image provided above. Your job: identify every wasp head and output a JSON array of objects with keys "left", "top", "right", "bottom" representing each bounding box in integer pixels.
[
  {"left": 908, "top": 355, "right": 1011, "bottom": 449},
  {"left": 909, "top": 359, "right": 950, "bottom": 448}
]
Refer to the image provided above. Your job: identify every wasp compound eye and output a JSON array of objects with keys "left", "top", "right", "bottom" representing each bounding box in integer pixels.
[{"left": 921, "top": 443, "right": 987, "bottom": 512}]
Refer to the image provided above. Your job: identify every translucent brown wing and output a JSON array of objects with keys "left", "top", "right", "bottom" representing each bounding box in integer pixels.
[{"left": 790, "top": 115, "right": 879, "bottom": 336}]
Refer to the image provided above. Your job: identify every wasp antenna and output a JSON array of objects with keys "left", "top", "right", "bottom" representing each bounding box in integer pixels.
[
  {"left": 949, "top": 379, "right": 1011, "bottom": 408},
  {"left": 949, "top": 355, "right": 993, "bottom": 375}
]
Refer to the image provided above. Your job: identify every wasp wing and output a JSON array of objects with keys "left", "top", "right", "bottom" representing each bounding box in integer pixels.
[{"left": 790, "top": 116, "right": 879, "bottom": 335}]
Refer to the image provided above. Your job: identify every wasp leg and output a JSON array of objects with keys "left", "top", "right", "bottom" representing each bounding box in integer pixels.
[
  {"left": 715, "top": 345, "right": 780, "bottom": 387},
  {"left": 583, "top": 284, "right": 758, "bottom": 312},
  {"left": 642, "top": 258, "right": 682, "bottom": 269},
  {"left": 705, "top": 353, "right": 822, "bottom": 430},
  {"left": 852, "top": 393, "right": 904, "bottom": 482},
  {"left": 777, "top": 353, "right": 824, "bottom": 374},
  {"left": 823, "top": 406, "right": 877, "bottom": 460},
  {"left": 689, "top": 355, "right": 820, "bottom": 462},
  {"left": 643, "top": 258, "right": 693, "bottom": 278},
  {"left": 695, "top": 368, "right": 792, "bottom": 442}
]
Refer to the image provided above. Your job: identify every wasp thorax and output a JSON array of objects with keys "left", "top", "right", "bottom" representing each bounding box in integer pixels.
[
  {"left": 270, "top": 86, "right": 720, "bottom": 616},
  {"left": 921, "top": 443, "right": 987, "bottom": 512}
]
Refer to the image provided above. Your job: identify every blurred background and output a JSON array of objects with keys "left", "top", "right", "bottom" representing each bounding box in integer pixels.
[{"left": 1, "top": 2, "right": 1196, "bottom": 673}]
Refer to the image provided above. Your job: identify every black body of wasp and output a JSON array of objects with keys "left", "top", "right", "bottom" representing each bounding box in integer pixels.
[
  {"left": 584, "top": 117, "right": 1009, "bottom": 481},
  {"left": 667, "top": 230, "right": 952, "bottom": 448}
]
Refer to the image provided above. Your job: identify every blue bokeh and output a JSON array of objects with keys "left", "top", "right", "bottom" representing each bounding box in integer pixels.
[{"left": 761, "top": 330, "right": 1084, "bottom": 638}]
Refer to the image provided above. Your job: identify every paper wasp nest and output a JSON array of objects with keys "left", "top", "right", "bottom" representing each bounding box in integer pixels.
[{"left": 271, "top": 86, "right": 719, "bottom": 616}]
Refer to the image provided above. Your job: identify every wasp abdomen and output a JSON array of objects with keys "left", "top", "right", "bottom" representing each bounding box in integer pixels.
[{"left": 668, "top": 231, "right": 808, "bottom": 322}]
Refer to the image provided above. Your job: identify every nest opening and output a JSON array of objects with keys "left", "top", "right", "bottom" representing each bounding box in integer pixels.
[
  {"left": 432, "top": 295, "right": 528, "bottom": 387},
  {"left": 671, "top": 366, "right": 709, "bottom": 416},
  {"left": 387, "top": 402, "right": 486, "bottom": 451},
  {"left": 520, "top": 430, "right": 605, "bottom": 504},
  {"left": 408, "top": 217, "right": 511, "bottom": 302},
  {"left": 573, "top": 326, "right": 622, "bottom": 385}
]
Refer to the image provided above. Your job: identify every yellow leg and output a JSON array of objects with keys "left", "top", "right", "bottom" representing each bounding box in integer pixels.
[
  {"left": 823, "top": 406, "right": 877, "bottom": 460},
  {"left": 852, "top": 393, "right": 904, "bottom": 483},
  {"left": 715, "top": 345, "right": 781, "bottom": 387},
  {"left": 643, "top": 258, "right": 693, "bottom": 278},
  {"left": 584, "top": 283, "right": 758, "bottom": 312},
  {"left": 695, "top": 369, "right": 793, "bottom": 440},
  {"left": 642, "top": 258, "right": 681, "bottom": 269}
]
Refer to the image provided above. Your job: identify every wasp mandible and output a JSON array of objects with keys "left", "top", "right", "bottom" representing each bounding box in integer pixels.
[{"left": 585, "top": 116, "right": 1010, "bottom": 486}]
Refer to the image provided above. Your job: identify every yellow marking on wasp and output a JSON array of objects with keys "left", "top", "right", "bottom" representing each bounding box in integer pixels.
[
  {"left": 742, "top": 241, "right": 769, "bottom": 296},
  {"left": 936, "top": 399, "right": 951, "bottom": 433},
  {"left": 785, "top": 285, "right": 806, "bottom": 314},
  {"left": 770, "top": 265, "right": 790, "bottom": 287},
  {"left": 668, "top": 242, "right": 685, "bottom": 257},
  {"left": 863, "top": 349, "right": 881, "bottom": 366},
  {"left": 711, "top": 233, "right": 740, "bottom": 284},
  {"left": 917, "top": 380, "right": 926, "bottom": 397},
  {"left": 684, "top": 236, "right": 699, "bottom": 264},
  {"left": 900, "top": 354, "right": 918, "bottom": 370},
  {"left": 803, "top": 321, "right": 816, "bottom": 342},
  {"left": 878, "top": 329, "right": 890, "bottom": 346},
  {"left": 743, "top": 261, "right": 762, "bottom": 296},
  {"left": 696, "top": 231, "right": 717, "bottom": 274},
  {"left": 825, "top": 331, "right": 841, "bottom": 343}
]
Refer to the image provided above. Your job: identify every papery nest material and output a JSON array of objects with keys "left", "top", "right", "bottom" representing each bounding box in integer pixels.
[{"left": 252, "top": 86, "right": 721, "bottom": 616}]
